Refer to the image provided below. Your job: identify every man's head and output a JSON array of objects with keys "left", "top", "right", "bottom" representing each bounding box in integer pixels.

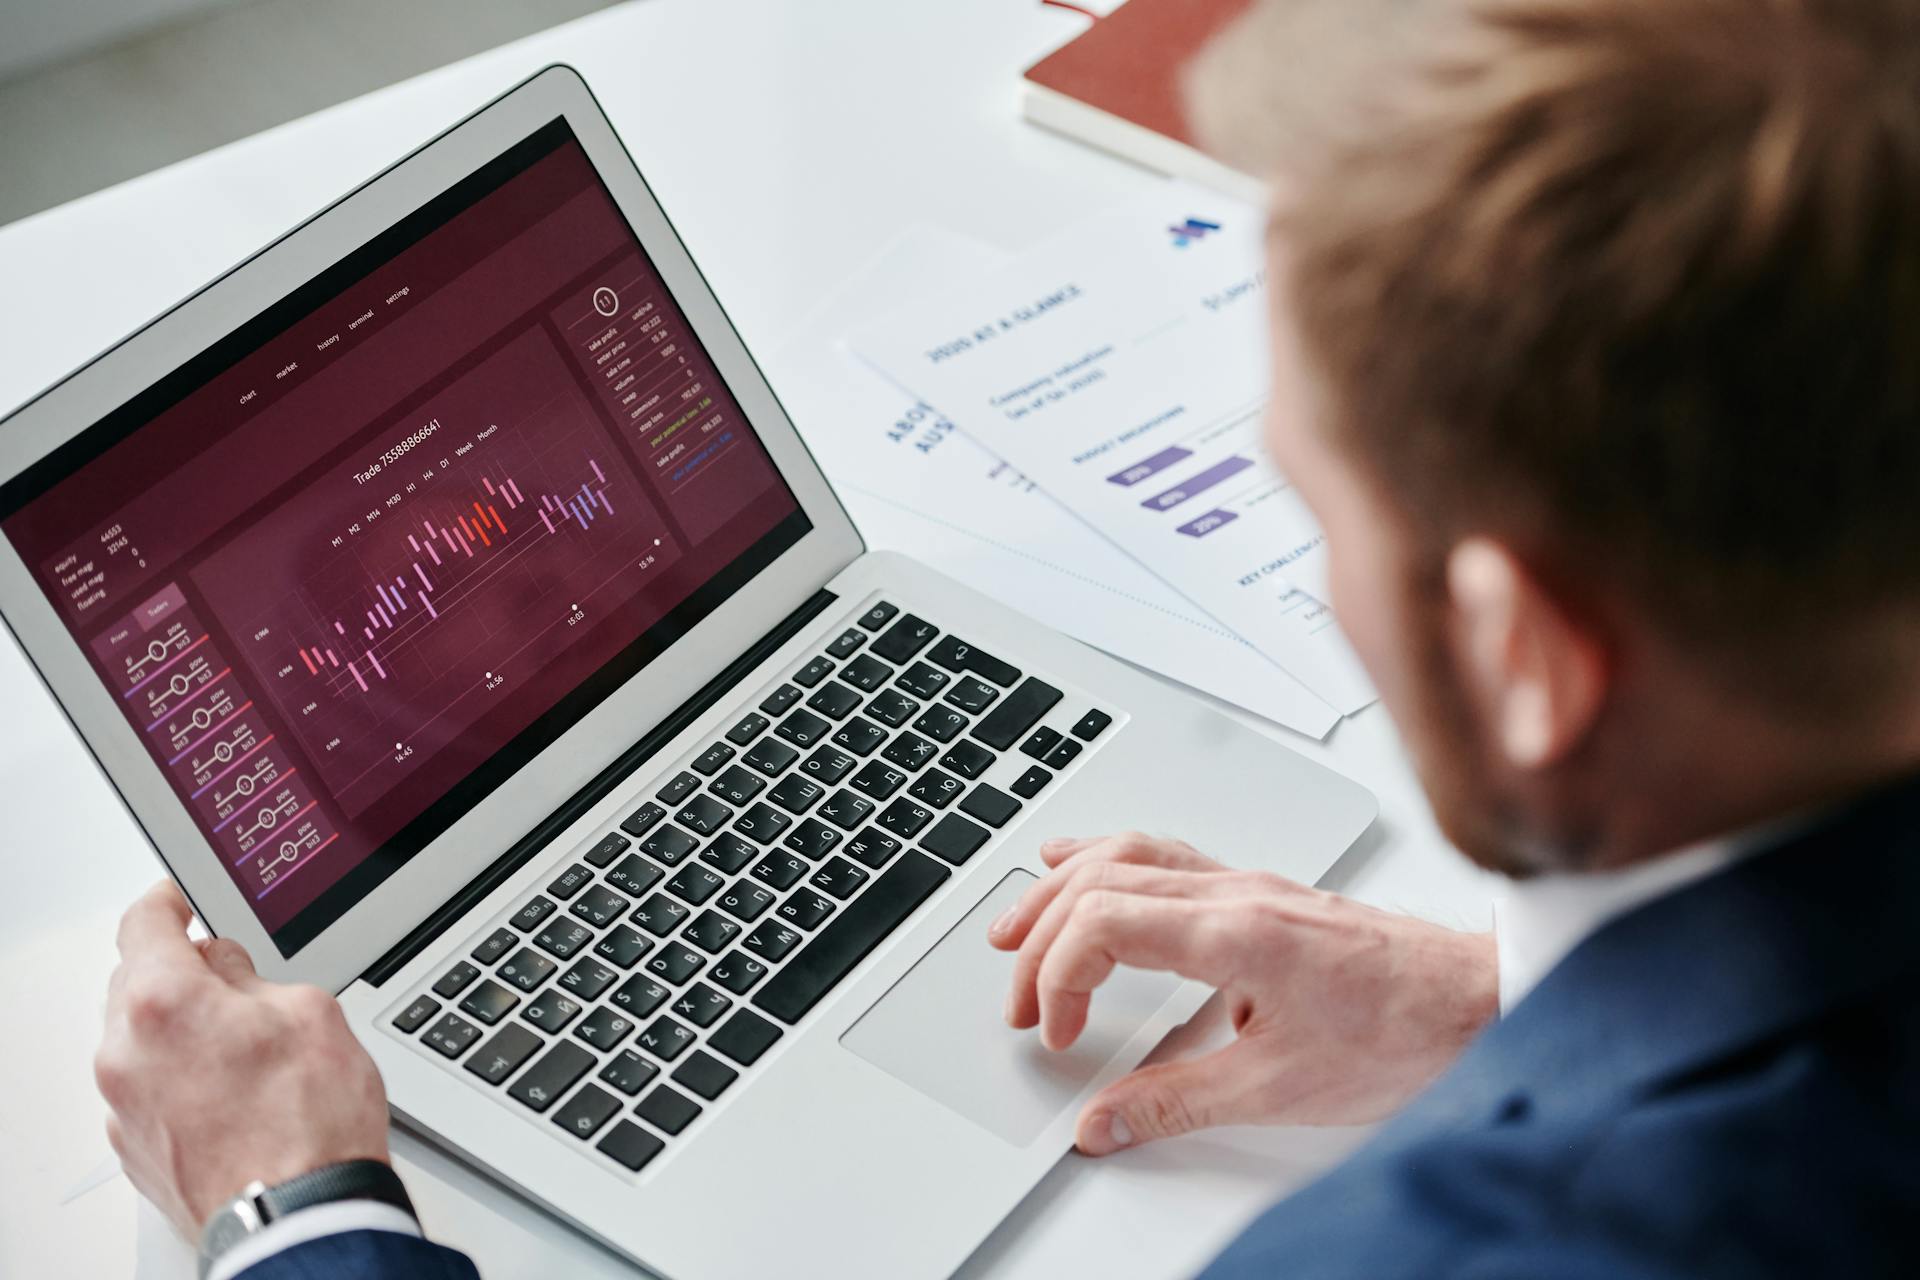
[{"left": 1192, "top": 0, "right": 1920, "bottom": 874}]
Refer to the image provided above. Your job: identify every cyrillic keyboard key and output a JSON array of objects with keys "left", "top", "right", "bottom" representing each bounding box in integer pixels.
[
  {"left": 559, "top": 959, "right": 619, "bottom": 1001},
  {"left": 752, "top": 852, "right": 949, "bottom": 1025},
  {"left": 733, "top": 801, "right": 792, "bottom": 843},
  {"left": 598, "top": 1050, "right": 660, "bottom": 1097},
  {"left": 709, "top": 764, "right": 766, "bottom": 806},
  {"left": 464, "top": 1022, "right": 541, "bottom": 1085},
  {"left": 508, "top": 1041, "right": 594, "bottom": 1112},
  {"left": 864, "top": 690, "right": 919, "bottom": 728},
  {"left": 926, "top": 635, "right": 1021, "bottom": 686},
  {"left": 805, "top": 681, "right": 861, "bottom": 720},
  {"left": 939, "top": 739, "right": 995, "bottom": 780},
  {"left": 595, "top": 924, "right": 654, "bottom": 969},
  {"left": 844, "top": 827, "right": 903, "bottom": 870},
  {"left": 498, "top": 948, "right": 557, "bottom": 992},
  {"left": 423, "top": 1012, "right": 481, "bottom": 1058},
  {"left": 574, "top": 1005, "right": 637, "bottom": 1051},
  {"left": 840, "top": 654, "right": 892, "bottom": 692},
  {"left": 775, "top": 709, "right": 832, "bottom": 748},
  {"left": 908, "top": 768, "right": 964, "bottom": 809},
  {"left": 520, "top": 987, "right": 584, "bottom": 1033},
  {"left": 553, "top": 1084, "right": 622, "bottom": 1139},
  {"left": 973, "top": 678, "right": 1064, "bottom": 750},
  {"left": 641, "top": 824, "right": 700, "bottom": 866},
  {"left": 637, "top": 1015, "right": 697, "bottom": 1062},
  {"left": 743, "top": 736, "right": 800, "bottom": 776},
  {"left": 610, "top": 974, "right": 671, "bottom": 1019},
  {"left": 709, "top": 950, "right": 768, "bottom": 994},
  {"left": 809, "top": 855, "right": 869, "bottom": 901},
  {"left": 944, "top": 677, "right": 999, "bottom": 714},
  {"left": 703, "top": 833, "right": 760, "bottom": 874},
  {"left": 912, "top": 706, "right": 967, "bottom": 743},
  {"left": 799, "top": 746, "right": 857, "bottom": 785},
  {"left": 458, "top": 979, "right": 520, "bottom": 1025},
  {"left": 606, "top": 853, "right": 664, "bottom": 897},
  {"left": 672, "top": 983, "right": 733, "bottom": 1028}
]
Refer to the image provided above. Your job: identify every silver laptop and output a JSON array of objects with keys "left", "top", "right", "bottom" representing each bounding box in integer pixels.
[{"left": 0, "top": 67, "right": 1374, "bottom": 1280}]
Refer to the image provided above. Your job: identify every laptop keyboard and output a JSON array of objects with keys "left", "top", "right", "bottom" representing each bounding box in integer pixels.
[{"left": 385, "top": 598, "right": 1115, "bottom": 1175}]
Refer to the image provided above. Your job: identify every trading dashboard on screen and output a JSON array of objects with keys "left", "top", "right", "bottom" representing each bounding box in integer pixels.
[{"left": 0, "top": 120, "right": 808, "bottom": 955}]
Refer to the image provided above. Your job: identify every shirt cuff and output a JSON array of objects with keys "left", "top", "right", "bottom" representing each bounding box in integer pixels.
[{"left": 206, "top": 1199, "right": 422, "bottom": 1280}]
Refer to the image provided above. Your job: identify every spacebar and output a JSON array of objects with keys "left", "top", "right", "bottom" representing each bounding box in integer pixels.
[{"left": 752, "top": 851, "right": 950, "bottom": 1025}]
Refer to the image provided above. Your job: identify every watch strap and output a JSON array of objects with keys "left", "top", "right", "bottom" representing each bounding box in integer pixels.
[{"left": 254, "top": 1158, "right": 415, "bottom": 1224}]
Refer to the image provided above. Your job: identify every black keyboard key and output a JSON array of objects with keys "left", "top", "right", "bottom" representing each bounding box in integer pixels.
[
  {"left": 809, "top": 855, "right": 870, "bottom": 901},
  {"left": 510, "top": 895, "right": 557, "bottom": 933},
  {"left": 709, "top": 764, "right": 766, "bottom": 806},
  {"left": 944, "top": 678, "right": 1000, "bottom": 714},
  {"left": 799, "top": 746, "right": 857, "bottom": 785},
  {"left": 559, "top": 958, "right": 619, "bottom": 1001},
  {"left": 840, "top": 653, "right": 892, "bottom": 692},
  {"left": 620, "top": 802, "right": 667, "bottom": 839},
  {"left": 672, "top": 1050, "right": 739, "bottom": 1101},
  {"left": 793, "top": 655, "right": 835, "bottom": 688},
  {"left": 832, "top": 717, "right": 889, "bottom": 757},
  {"left": 599, "top": 1050, "right": 661, "bottom": 1097},
  {"left": 850, "top": 760, "right": 908, "bottom": 800},
  {"left": 470, "top": 927, "right": 518, "bottom": 966},
  {"left": 743, "top": 736, "right": 800, "bottom": 777},
  {"left": 1020, "top": 726, "right": 1062, "bottom": 760},
  {"left": 656, "top": 771, "right": 701, "bottom": 806},
  {"left": 769, "top": 774, "right": 825, "bottom": 814},
  {"left": 753, "top": 852, "right": 950, "bottom": 1025},
  {"left": 632, "top": 892, "right": 691, "bottom": 937},
  {"left": 858, "top": 601, "right": 899, "bottom": 631},
  {"left": 637, "top": 1015, "right": 698, "bottom": 1063},
  {"left": 647, "top": 943, "right": 706, "bottom": 985},
  {"left": 960, "top": 784, "right": 1023, "bottom": 829},
  {"left": 666, "top": 863, "right": 726, "bottom": 906},
  {"left": 882, "top": 731, "right": 939, "bottom": 771},
  {"left": 805, "top": 681, "right": 862, "bottom": 721},
  {"left": 877, "top": 798, "right": 934, "bottom": 839},
  {"left": 727, "top": 712, "right": 770, "bottom": 746},
  {"left": 637, "top": 1084, "right": 702, "bottom": 1135},
  {"left": 826, "top": 627, "right": 867, "bottom": 659},
  {"left": 922, "top": 813, "right": 991, "bottom": 865},
  {"left": 642, "top": 824, "right": 700, "bottom": 866},
  {"left": 896, "top": 661, "right": 950, "bottom": 699},
  {"left": 912, "top": 706, "right": 968, "bottom": 743},
  {"left": 845, "top": 827, "right": 903, "bottom": 870},
  {"left": 759, "top": 683, "right": 803, "bottom": 716},
  {"left": 783, "top": 818, "right": 843, "bottom": 859},
  {"left": 719, "top": 880, "right": 777, "bottom": 922},
  {"left": 702, "top": 833, "right": 760, "bottom": 874},
  {"left": 744, "top": 920, "right": 804, "bottom": 962},
  {"left": 975, "top": 678, "right": 1064, "bottom": 750},
  {"left": 1010, "top": 765, "right": 1052, "bottom": 799},
  {"left": 598, "top": 1120, "right": 666, "bottom": 1172},
  {"left": 926, "top": 635, "right": 1021, "bottom": 687},
  {"left": 676, "top": 793, "right": 734, "bottom": 836},
  {"left": 595, "top": 924, "right": 654, "bottom": 969},
  {"left": 606, "top": 853, "right": 664, "bottom": 897},
  {"left": 940, "top": 739, "right": 995, "bottom": 780},
  {"left": 508, "top": 1040, "right": 594, "bottom": 1112},
  {"left": 710, "top": 951, "right": 769, "bottom": 994},
  {"left": 692, "top": 742, "right": 736, "bottom": 775},
  {"left": 574, "top": 1005, "right": 637, "bottom": 1052},
  {"left": 534, "top": 920, "right": 592, "bottom": 960},
  {"left": 570, "top": 886, "right": 631, "bottom": 929},
  {"left": 392, "top": 994, "right": 440, "bottom": 1034},
  {"left": 464, "top": 1022, "right": 541, "bottom": 1085},
  {"left": 610, "top": 974, "right": 671, "bottom": 1019},
  {"left": 870, "top": 613, "right": 939, "bottom": 663},
  {"left": 733, "top": 801, "right": 792, "bottom": 843},
  {"left": 908, "top": 767, "right": 964, "bottom": 810},
  {"left": 751, "top": 850, "right": 809, "bottom": 890},
  {"left": 708, "top": 1009, "right": 783, "bottom": 1067},
  {"left": 433, "top": 961, "right": 481, "bottom": 998},
  {"left": 458, "top": 979, "right": 520, "bottom": 1025},
  {"left": 1044, "top": 738, "right": 1084, "bottom": 769},
  {"left": 779, "top": 889, "right": 836, "bottom": 930},
  {"left": 554, "top": 1083, "right": 622, "bottom": 1140},
  {"left": 520, "top": 987, "right": 584, "bottom": 1033},
  {"left": 673, "top": 982, "right": 733, "bottom": 1028},
  {"left": 817, "top": 789, "right": 876, "bottom": 831},
  {"left": 775, "top": 708, "right": 832, "bottom": 748},
  {"left": 1072, "top": 709, "right": 1114, "bottom": 740},
  {"left": 546, "top": 863, "right": 594, "bottom": 901},
  {"left": 581, "top": 832, "right": 631, "bottom": 869},
  {"left": 499, "top": 947, "right": 557, "bottom": 992},
  {"left": 683, "top": 909, "right": 744, "bottom": 954},
  {"left": 423, "top": 1012, "right": 481, "bottom": 1058},
  {"left": 864, "top": 689, "right": 920, "bottom": 728}
]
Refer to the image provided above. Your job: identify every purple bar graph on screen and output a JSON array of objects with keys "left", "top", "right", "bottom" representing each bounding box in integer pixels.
[
  {"left": 408, "top": 534, "right": 421, "bottom": 552},
  {"left": 366, "top": 608, "right": 379, "bottom": 630},
  {"left": 426, "top": 540, "right": 442, "bottom": 566},
  {"left": 1107, "top": 446, "right": 1192, "bottom": 487},
  {"left": 326, "top": 649, "right": 339, "bottom": 667},
  {"left": 366, "top": 651, "right": 387, "bottom": 680},
  {"left": 420, "top": 591, "right": 438, "bottom": 619},
  {"left": 507, "top": 479, "right": 524, "bottom": 506},
  {"left": 590, "top": 459, "right": 606, "bottom": 485},
  {"left": 483, "top": 477, "right": 496, "bottom": 496},
  {"left": 594, "top": 488, "right": 612, "bottom": 515},
  {"left": 364, "top": 625, "right": 374, "bottom": 639},
  {"left": 377, "top": 602, "right": 392, "bottom": 628},
  {"left": 540, "top": 510, "right": 555, "bottom": 534},
  {"left": 1176, "top": 509, "right": 1238, "bottom": 538},
  {"left": 1141, "top": 456, "right": 1254, "bottom": 512},
  {"left": 333, "top": 620, "right": 345, "bottom": 635},
  {"left": 415, "top": 564, "right": 432, "bottom": 591},
  {"left": 375, "top": 582, "right": 395, "bottom": 612},
  {"left": 347, "top": 661, "right": 368, "bottom": 693}
]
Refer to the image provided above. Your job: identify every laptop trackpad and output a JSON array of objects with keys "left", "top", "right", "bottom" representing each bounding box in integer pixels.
[{"left": 840, "top": 870, "right": 1181, "bottom": 1146}]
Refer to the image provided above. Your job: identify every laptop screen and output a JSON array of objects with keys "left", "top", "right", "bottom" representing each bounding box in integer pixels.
[{"left": 0, "top": 119, "right": 808, "bottom": 956}]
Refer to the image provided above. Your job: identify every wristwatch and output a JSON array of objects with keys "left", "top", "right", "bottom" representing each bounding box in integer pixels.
[{"left": 197, "top": 1158, "right": 416, "bottom": 1279}]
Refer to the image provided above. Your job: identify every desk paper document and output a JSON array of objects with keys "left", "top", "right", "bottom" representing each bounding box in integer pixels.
[
  {"left": 763, "top": 227, "right": 1344, "bottom": 738},
  {"left": 852, "top": 182, "right": 1375, "bottom": 716}
]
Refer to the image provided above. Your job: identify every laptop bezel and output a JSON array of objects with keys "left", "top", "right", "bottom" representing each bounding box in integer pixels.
[{"left": 0, "top": 65, "right": 864, "bottom": 992}]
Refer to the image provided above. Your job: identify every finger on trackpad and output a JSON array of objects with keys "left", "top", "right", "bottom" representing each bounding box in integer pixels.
[{"left": 840, "top": 869, "right": 1181, "bottom": 1145}]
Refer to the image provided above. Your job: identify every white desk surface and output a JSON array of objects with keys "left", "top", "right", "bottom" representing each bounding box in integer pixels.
[{"left": 0, "top": 1, "right": 1501, "bottom": 1275}]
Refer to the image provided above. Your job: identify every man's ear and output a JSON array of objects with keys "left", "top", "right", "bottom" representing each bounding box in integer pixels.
[{"left": 1445, "top": 538, "right": 1608, "bottom": 769}]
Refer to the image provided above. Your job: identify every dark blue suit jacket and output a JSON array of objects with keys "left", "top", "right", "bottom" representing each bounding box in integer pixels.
[{"left": 244, "top": 775, "right": 1920, "bottom": 1280}]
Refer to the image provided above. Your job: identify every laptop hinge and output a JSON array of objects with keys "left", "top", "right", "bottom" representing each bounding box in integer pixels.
[{"left": 361, "top": 586, "right": 838, "bottom": 987}]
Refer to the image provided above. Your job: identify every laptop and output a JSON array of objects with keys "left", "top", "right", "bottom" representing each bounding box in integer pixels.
[{"left": 0, "top": 67, "right": 1374, "bottom": 1280}]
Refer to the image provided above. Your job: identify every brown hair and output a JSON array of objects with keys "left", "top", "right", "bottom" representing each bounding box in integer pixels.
[{"left": 1191, "top": 0, "right": 1920, "bottom": 693}]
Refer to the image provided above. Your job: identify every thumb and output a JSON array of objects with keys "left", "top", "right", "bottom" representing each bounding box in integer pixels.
[
  {"left": 199, "top": 936, "right": 260, "bottom": 988},
  {"left": 1074, "top": 1043, "right": 1258, "bottom": 1155}
]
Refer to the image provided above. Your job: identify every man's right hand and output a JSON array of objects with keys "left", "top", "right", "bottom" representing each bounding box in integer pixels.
[{"left": 987, "top": 834, "right": 1498, "bottom": 1155}]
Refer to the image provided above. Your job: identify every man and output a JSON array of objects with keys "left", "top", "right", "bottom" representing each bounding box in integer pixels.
[{"left": 97, "top": 0, "right": 1920, "bottom": 1274}]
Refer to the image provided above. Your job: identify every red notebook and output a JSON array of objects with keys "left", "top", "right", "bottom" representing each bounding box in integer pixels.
[{"left": 1021, "top": 0, "right": 1261, "bottom": 199}]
